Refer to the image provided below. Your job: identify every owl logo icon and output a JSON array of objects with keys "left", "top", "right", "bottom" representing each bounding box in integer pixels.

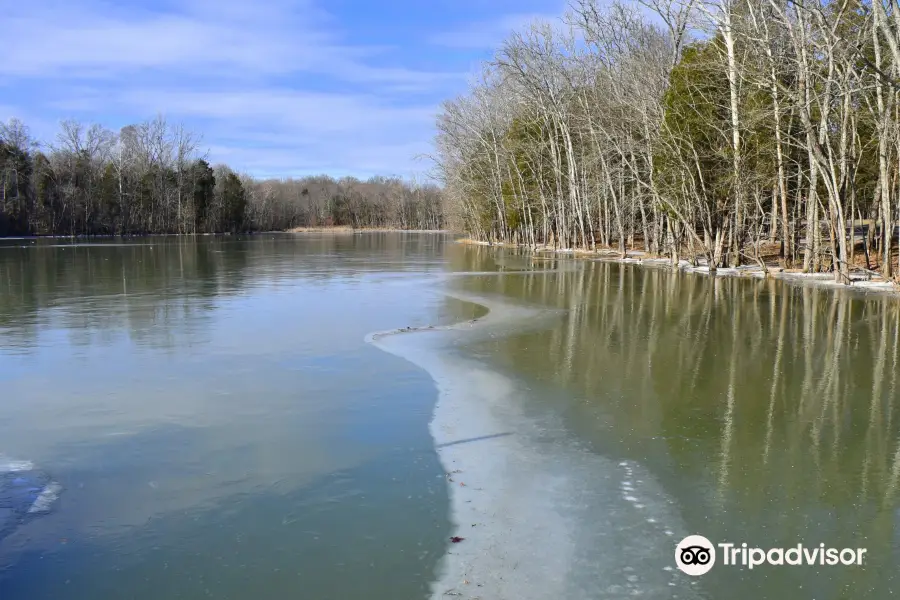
[{"left": 675, "top": 535, "right": 716, "bottom": 576}]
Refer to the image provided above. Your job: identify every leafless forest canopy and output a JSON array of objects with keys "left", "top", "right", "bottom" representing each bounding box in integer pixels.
[
  {"left": 0, "top": 117, "right": 444, "bottom": 237},
  {"left": 436, "top": 0, "right": 900, "bottom": 282}
]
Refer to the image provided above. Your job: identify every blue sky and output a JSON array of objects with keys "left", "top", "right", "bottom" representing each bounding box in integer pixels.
[{"left": 1, "top": 0, "right": 566, "bottom": 180}]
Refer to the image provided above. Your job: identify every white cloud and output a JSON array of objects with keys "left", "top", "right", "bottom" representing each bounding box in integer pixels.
[
  {"left": 1, "top": 0, "right": 460, "bottom": 89},
  {"left": 0, "top": 0, "right": 458, "bottom": 177},
  {"left": 205, "top": 140, "right": 434, "bottom": 179},
  {"left": 40, "top": 86, "right": 439, "bottom": 177},
  {"left": 53, "top": 88, "right": 437, "bottom": 132},
  {"left": 0, "top": 0, "right": 559, "bottom": 177}
]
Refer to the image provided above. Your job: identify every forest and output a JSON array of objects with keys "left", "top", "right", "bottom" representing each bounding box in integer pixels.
[
  {"left": 0, "top": 117, "right": 444, "bottom": 237},
  {"left": 436, "top": 0, "right": 900, "bottom": 282}
]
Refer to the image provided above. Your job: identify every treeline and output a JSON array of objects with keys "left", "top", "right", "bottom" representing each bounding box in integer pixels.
[
  {"left": 0, "top": 117, "right": 444, "bottom": 237},
  {"left": 436, "top": 0, "right": 900, "bottom": 282}
]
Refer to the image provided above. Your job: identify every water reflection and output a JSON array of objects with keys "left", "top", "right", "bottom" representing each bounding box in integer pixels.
[
  {"left": 0, "top": 233, "right": 456, "bottom": 600},
  {"left": 7, "top": 234, "right": 898, "bottom": 598},
  {"left": 449, "top": 246, "right": 900, "bottom": 598},
  {"left": 0, "top": 234, "right": 448, "bottom": 354}
]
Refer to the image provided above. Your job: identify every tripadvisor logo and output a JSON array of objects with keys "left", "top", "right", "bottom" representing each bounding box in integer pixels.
[
  {"left": 675, "top": 535, "right": 867, "bottom": 576},
  {"left": 676, "top": 535, "right": 716, "bottom": 576}
]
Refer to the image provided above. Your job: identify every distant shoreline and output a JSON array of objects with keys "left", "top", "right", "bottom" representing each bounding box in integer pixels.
[
  {"left": 0, "top": 228, "right": 453, "bottom": 241},
  {"left": 287, "top": 226, "right": 451, "bottom": 234}
]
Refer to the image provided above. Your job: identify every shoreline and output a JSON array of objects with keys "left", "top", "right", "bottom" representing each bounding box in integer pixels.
[
  {"left": 288, "top": 227, "right": 450, "bottom": 234},
  {"left": 0, "top": 228, "right": 451, "bottom": 241},
  {"left": 366, "top": 291, "right": 700, "bottom": 599},
  {"left": 457, "top": 238, "right": 900, "bottom": 297}
]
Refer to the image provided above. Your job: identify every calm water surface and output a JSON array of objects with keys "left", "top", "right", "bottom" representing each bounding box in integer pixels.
[
  {"left": 446, "top": 246, "right": 900, "bottom": 599},
  {"left": 2, "top": 234, "right": 900, "bottom": 599},
  {"left": 0, "top": 233, "right": 469, "bottom": 599}
]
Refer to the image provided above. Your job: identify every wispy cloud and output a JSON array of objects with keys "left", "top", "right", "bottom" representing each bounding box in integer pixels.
[
  {"left": 205, "top": 140, "right": 434, "bottom": 179},
  {"left": 0, "top": 0, "right": 561, "bottom": 178},
  {"left": 2, "top": 0, "right": 457, "bottom": 87},
  {"left": 50, "top": 88, "right": 438, "bottom": 133},
  {"left": 45, "top": 86, "right": 439, "bottom": 174}
]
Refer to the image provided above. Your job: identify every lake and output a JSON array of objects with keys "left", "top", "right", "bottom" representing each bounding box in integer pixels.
[{"left": 1, "top": 233, "right": 899, "bottom": 599}]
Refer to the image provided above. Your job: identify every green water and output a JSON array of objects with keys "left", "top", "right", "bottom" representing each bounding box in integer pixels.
[
  {"left": 2, "top": 234, "right": 899, "bottom": 599},
  {"left": 445, "top": 245, "right": 900, "bottom": 599}
]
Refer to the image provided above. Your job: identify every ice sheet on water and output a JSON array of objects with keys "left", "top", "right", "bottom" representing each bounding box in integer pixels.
[
  {"left": 370, "top": 291, "right": 704, "bottom": 600},
  {"left": 0, "top": 455, "right": 62, "bottom": 540},
  {"left": 28, "top": 481, "right": 62, "bottom": 514},
  {"left": 0, "top": 455, "right": 35, "bottom": 472}
]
